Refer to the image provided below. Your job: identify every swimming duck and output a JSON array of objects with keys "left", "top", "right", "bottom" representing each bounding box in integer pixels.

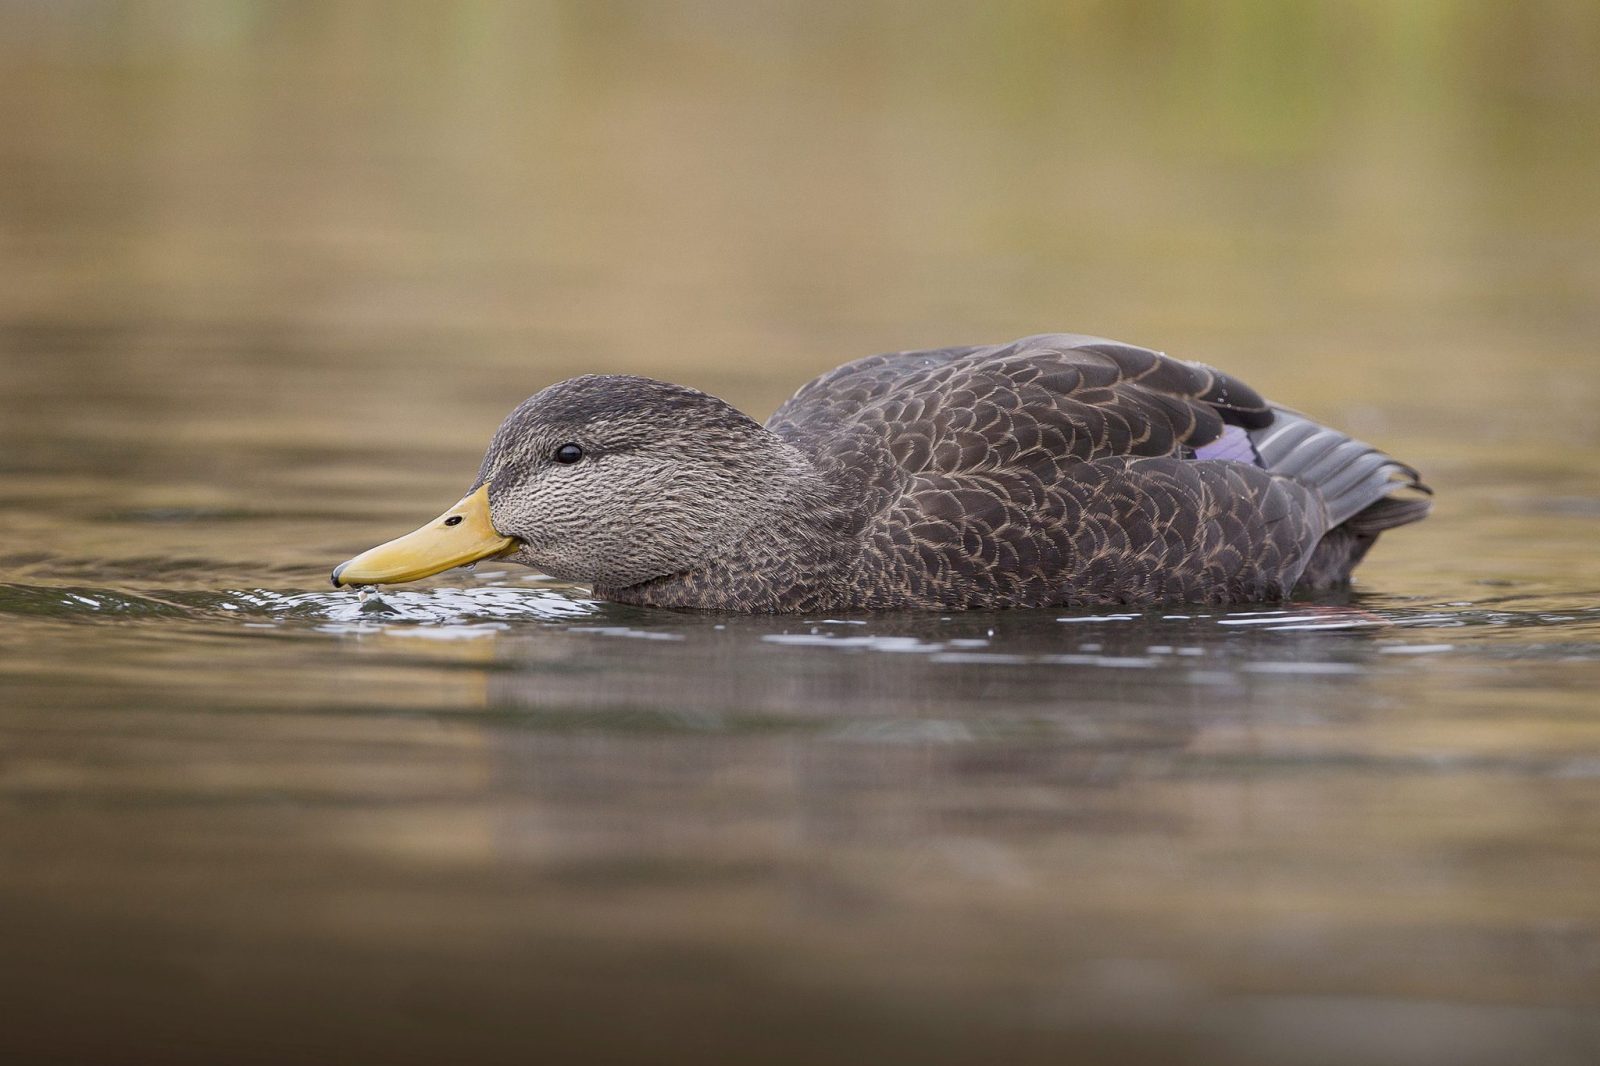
[{"left": 332, "top": 333, "right": 1430, "bottom": 612}]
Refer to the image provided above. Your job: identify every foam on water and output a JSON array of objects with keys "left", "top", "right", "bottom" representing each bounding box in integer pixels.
[
  {"left": 222, "top": 585, "right": 601, "bottom": 630},
  {"left": 0, "top": 580, "right": 599, "bottom": 630}
]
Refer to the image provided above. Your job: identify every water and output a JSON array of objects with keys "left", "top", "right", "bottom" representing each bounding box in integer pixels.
[{"left": 3, "top": 5, "right": 1600, "bottom": 1064}]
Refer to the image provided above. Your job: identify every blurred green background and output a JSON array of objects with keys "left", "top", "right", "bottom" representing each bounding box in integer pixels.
[{"left": 5, "top": 0, "right": 1596, "bottom": 405}]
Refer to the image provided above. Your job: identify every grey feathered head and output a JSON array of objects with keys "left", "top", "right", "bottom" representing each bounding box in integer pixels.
[{"left": 479, "top": 375, "right": 808, "bottom": 589}]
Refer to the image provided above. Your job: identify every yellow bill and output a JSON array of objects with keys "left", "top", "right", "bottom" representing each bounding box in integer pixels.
[{"left": 331, "top": 483, "right": 514, "bottom": 588}]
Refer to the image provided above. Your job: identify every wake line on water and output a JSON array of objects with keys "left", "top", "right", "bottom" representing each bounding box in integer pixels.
[
  {"left": 0, "top": 581, "right": 600, "bottom": 628},
  {"left": 3, "top": 581, "right": 1597, "bottom": 659}
]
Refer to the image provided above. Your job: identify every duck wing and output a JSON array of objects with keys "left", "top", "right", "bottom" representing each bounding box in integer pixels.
[
  {"left": 768, "top": 333, "right": 1272, "bottom": 465},
  {"left": 766, "top": 333, "right": 1416, "bottom": 608},
  {"left": 766, "top": 333, "right": 1273, "bottom": 510},
  {"left": 857, "top": 454, "right": 1330, "bottom": 607}
]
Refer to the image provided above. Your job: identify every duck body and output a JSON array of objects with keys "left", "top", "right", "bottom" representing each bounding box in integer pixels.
[{"left": 333, "top": 333, "right": 1431, "bottom": 613}]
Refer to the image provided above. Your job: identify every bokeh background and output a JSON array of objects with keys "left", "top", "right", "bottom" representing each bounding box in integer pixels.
[
  {"left": 3, "top": 3, "right": 1599, "bottom": 1065},
  {"left": 6, "top": 0, "right": 1598, "bottom": 455}
]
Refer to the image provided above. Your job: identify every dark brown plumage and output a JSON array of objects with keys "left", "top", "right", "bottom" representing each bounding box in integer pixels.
[{"left": 349, "top": 333, "right": 1432, "bottom": 612}]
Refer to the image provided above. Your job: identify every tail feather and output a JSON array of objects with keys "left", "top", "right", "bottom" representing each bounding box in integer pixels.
[
  {"left": 1249, "top": 407, "right": 1431, "bottom": 531},
  {"left": 1345, "top": 493, "right": 1432, "bottom": 535}
]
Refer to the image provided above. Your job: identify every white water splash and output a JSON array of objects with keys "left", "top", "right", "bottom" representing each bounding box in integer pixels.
[{"left": 222, "top": 586, "right": 600, "bottom": 630}]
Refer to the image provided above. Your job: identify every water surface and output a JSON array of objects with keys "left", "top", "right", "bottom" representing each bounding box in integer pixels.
[{"left": 3, "top": 5, "right": 1599, "bottom": 1065}]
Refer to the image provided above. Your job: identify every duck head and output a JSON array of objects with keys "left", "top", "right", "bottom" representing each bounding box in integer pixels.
[{"left": 331, "top": 375, "right": 811, "bottom": 591}]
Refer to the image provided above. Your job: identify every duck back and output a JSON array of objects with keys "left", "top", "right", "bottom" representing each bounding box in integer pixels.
[{"left": 759, "top": 333, "right": 1429, "bottom": 610}]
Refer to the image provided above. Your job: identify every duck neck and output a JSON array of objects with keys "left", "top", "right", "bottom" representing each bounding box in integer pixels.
[{"left": 601, "top": 445, "right": 858, "bottom": 612}]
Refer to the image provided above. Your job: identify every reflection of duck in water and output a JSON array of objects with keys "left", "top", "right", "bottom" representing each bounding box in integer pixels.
[{"left": 333, "top": 334, "right": 1430, "bottom": 612}]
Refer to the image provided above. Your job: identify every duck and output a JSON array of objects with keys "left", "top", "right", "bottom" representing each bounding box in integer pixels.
[{"left": 332, "top": 333, "right": 1430, "bottom": 612}]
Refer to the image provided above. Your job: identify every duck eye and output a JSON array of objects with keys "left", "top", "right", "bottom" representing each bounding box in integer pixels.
[
  {"left": 443, "top": 515, "right": 463, "bottom": 527},
  {"left": 553, "top": 443, "right": 584, "bottom": 464}
]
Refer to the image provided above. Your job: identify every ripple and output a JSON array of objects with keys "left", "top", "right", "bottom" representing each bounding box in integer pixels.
[
  {"left": 2, "top": 578, "right": 1596, "bottom": 665},
  {"left": 0, "top": 580, "right": 600, "bottom": 629},
  {"left": 0, "top": 582, "right": 189, "bottom": 618},
  {"left": 220, "top": 586, "right": 601, "bottom": 628},
  {"left": 761, "top": 633, "right": 944, "bottom": 652}
]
